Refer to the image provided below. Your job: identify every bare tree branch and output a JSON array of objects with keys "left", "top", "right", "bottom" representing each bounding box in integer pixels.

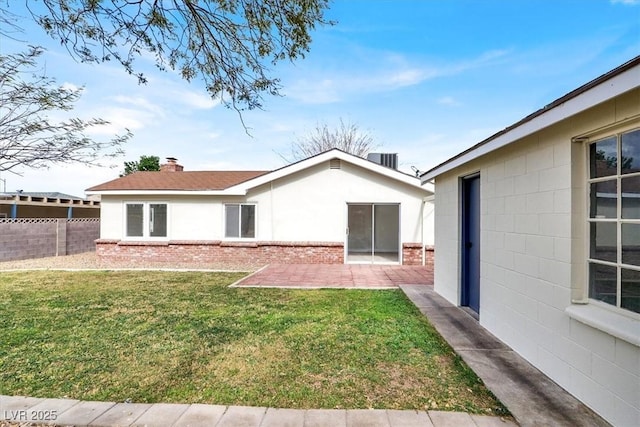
[
  {"left": 0, "top": 46, "right": 131, "bottom": 173},
  {"left": 17, "top": 0, "right": 333, "bottom": 113},
  {"left": 285, "top": 118, "right": 380, "bottom": 162}
]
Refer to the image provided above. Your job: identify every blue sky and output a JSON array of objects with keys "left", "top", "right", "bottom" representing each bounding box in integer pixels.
[{"left": 2, "top": 0, "right": 639, "bottom": 197}]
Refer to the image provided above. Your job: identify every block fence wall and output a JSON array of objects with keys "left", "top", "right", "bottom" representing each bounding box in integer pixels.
[
  {"left": 96, "top": 240, "right": 434, "bottom": 267},
  {"left": 0, "top": 218, "right": 100, "bottom": 262}
]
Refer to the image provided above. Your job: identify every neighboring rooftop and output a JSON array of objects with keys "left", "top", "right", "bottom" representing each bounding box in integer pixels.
[{"left": 0, "top": 191, "right": 85, "bottom": 200}]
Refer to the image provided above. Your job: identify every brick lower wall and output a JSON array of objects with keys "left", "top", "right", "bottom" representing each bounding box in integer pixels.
[
  {"left": 96, "top": 240, "right": 435, "bottom": 266},
  {"left": 402, "top": 243, "right": 435, "bottom": 266},
  {"left": 96, "top": 240, "right": 345, "bottom": 267},
  {"left": 0, "top": 218, "right": 100, "bottom": 262}
]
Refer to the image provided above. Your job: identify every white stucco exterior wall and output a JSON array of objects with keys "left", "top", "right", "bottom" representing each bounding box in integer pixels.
[
  {"left": 431, "top": 89, "right": 640, "bottom": 426},
  {"left": 248, "top": 161, "right": 427, "bottom": 243}
]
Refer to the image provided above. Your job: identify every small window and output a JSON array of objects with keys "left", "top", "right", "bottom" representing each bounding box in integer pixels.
[
  {"left": 126, "top": 204, "right": 143, "bottom": 237},
  {"left": 125, "top": 202, "right": 167, "bottom": 238},
  {"left": 225, "top": 204, "right": 256, "bottom": 238},
  {"left": 587, "top": 128, "right": 640, "bottom": 315},
  {"left": 149, "top": 204, "right": 167, "bottom": 237}
]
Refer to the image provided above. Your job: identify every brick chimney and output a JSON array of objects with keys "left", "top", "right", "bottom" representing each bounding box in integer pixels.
[{"left": 160, "top": 157, "right": 184, "bottom": 172}]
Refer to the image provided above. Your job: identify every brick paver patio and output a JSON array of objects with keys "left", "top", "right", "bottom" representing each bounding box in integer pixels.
[{"left": 232, "top": 264, "right": 433, "bottom": 288}]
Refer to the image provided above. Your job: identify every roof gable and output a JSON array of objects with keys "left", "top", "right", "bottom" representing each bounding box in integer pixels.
[
  {"left": 226, "top": 149, "right": 426, "bottom": 194},
  {"left": 86, "top": 149, "right": 430, "bottom": 196}
]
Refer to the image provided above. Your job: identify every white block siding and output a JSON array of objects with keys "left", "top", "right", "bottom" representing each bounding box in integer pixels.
[
  {"left": 99, "top": 160, "right": 430, "bottom": 250},
  {"left": 432, "top": 88, "right": 639, "bottom": 425}
]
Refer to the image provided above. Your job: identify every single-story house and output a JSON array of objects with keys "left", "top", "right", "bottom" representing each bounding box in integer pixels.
[
  {"left": 87, "top": 149, "right": 434, "bottom": 266},
  {"left": 421, "top": 56, "right": 639, "bottom": 425}
]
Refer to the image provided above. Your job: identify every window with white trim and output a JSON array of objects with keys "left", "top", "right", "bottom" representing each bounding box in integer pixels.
[
  {"left": 588, "top": 128, "right": 640, "bottom": 314},
  {"left": 224, "top": 203, "right": 256, "bottom": 238},
  {"left": 125, "top": 202, "right": 167, "bottom": 238}
]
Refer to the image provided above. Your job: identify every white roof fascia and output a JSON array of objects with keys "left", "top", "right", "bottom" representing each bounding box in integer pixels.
[
  {"left": 421, "top": 62, "right": 640, "bottom": 182},
  {"left": 85, "top": 189, "right": 246, "bottom": 196},
  {"left": 226, "top": 149, "right": 428, "bottom": 193}
]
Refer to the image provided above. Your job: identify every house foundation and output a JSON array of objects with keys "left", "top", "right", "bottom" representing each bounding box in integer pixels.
[{"left": 96, "top": 240, "right": 433, "bottom": 267}]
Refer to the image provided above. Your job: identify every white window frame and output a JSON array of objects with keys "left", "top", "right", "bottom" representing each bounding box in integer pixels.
[
  {"left": 123, "top": 201, "right": 169, "bottom": 240},
  {"left": 223, "top": 203, "right": 257, "bottom": 240},
  {"left": 586, "top": 127, "right": 640, "bottom": 318}
]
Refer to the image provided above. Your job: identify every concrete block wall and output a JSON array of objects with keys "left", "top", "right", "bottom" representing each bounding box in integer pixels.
[
  {"left": 66, "top": 219, "right": 101, "bottom": 255},
  {"left": 432, "top": 93, "right": 640, "bottom": 425},
  {"left": 0, "top": 218, "right": 100, "bottom": 262}
]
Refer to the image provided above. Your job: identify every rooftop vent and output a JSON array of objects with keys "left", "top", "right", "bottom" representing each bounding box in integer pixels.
[
  {"left": 329, "top": 158, "right": 341, "bottom": 169},
  {"left": 367, "top": 153, "right": 398, "bottom": 170}
]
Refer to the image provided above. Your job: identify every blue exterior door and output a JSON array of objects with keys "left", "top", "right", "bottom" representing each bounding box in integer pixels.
[{"left": 462, "top": 174, "right": 480, "bottom": 314}]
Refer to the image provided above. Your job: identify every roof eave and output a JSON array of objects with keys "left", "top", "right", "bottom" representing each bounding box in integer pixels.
[
  {"left": 85, "top": 189, "right": 248, "bottom": 196},
  {"left": 421, "top": 56, "right": 640, "bottom": 183}
]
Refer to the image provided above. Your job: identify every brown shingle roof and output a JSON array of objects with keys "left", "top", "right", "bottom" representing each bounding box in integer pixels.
[{"left": 86, "top": 171, "right": 269, "bottom": 191}]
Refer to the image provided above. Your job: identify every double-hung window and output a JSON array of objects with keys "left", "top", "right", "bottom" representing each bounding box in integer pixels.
[
  {"left": 125, "top": 202, "right": 168, "bottom": 238},
  {"left": 588, "top": 128, "right": 640, "bottom": 314},
  {"left": 225, "top": 203, "right": 256, "bottom": 238}
]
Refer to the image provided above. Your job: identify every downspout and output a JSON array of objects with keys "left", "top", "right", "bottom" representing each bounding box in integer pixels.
[
  {"left": 420, "top": 198, "right": 425, "bottom": 266},
  {"left": 270, "top": 181, "right": 274, "bottom": 240}
]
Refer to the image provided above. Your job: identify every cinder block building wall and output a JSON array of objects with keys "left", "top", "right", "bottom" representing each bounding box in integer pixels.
[{"left": 431, "top": 89, "right": 639, "bottom": 425}]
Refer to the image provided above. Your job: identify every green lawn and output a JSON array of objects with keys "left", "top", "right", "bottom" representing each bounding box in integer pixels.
[{"left": 0, "top": 271, "right": 508, "bottom": 415}]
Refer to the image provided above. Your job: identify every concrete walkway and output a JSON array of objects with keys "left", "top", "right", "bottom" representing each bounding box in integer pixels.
[
  {"left": 0, "top": 396, "right": 516, "bottom": 427},
  {"left": 232, "top": 264, "right": 433, "bottom": 288},
  {"left": 400, "top": 285, "right": 611, "bottom": 427}
]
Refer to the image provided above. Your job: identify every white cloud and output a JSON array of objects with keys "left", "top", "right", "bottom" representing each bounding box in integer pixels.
[
  {"left": 61, "top": 82, "right": 81, "bottom": 92},
  {"left": 437, "top": 96, "right": 461, "bottom": 107},
  {"left": 174, "top": 89, "right": 220, "bottom": 110},
  {"left": 110, "top": 95, "right": 165, "bottom": 116},
  {"left": 611, "top": 0, "right": 639, "bottom": 5},
  {"left": 84, "top": 107, "right": 150, "bottom": 136},
  {"left": 284, "top": 49, "right": 510, "bottom": 105}
]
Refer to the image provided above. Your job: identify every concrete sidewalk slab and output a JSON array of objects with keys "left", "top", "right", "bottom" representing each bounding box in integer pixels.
[
  {"left": 29, "top": 398, "right": 80, "bottom": 416},
  {"left": 90, "top": 403, "right": 152, "bottom": 426},
  {"left": 304, "top": 408, "right": 347, "bottom": 427},
  {"left": 172, "top": 403, "right": 226, "bottom": 427},
  {"left": 346, "top": 409, "right": 390, "bottom": 427},
  {"left": 429, "top": 411, "right": 477, "bottom": 427},
  {"left": 53, "top": 400, "right": 116, "bottom": 426},
  {"left": 131, "top": 403, "right": 190, "bottom": 427},
  {"left": 260, "top": 408, "right": 304, "bottom": 427},
  {"left": 400, "top": 285, "right": 610, "bottom": 427},
  {"left": 0, "top": 397, "right": 524, "bottom": 427},
  {"left": 215, "top": 405, "right": 266, "bottom": 427},
  {"left": 0, "top": 396, "right": 44, "bottom": 413},
  {"left": 386, "top": 409, "right": 433, "bottom": 427}
]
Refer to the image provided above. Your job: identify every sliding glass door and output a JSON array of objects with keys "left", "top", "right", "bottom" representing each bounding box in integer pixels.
[{"left": 347, "top": 204, "right": 400, "bottom": 263}]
